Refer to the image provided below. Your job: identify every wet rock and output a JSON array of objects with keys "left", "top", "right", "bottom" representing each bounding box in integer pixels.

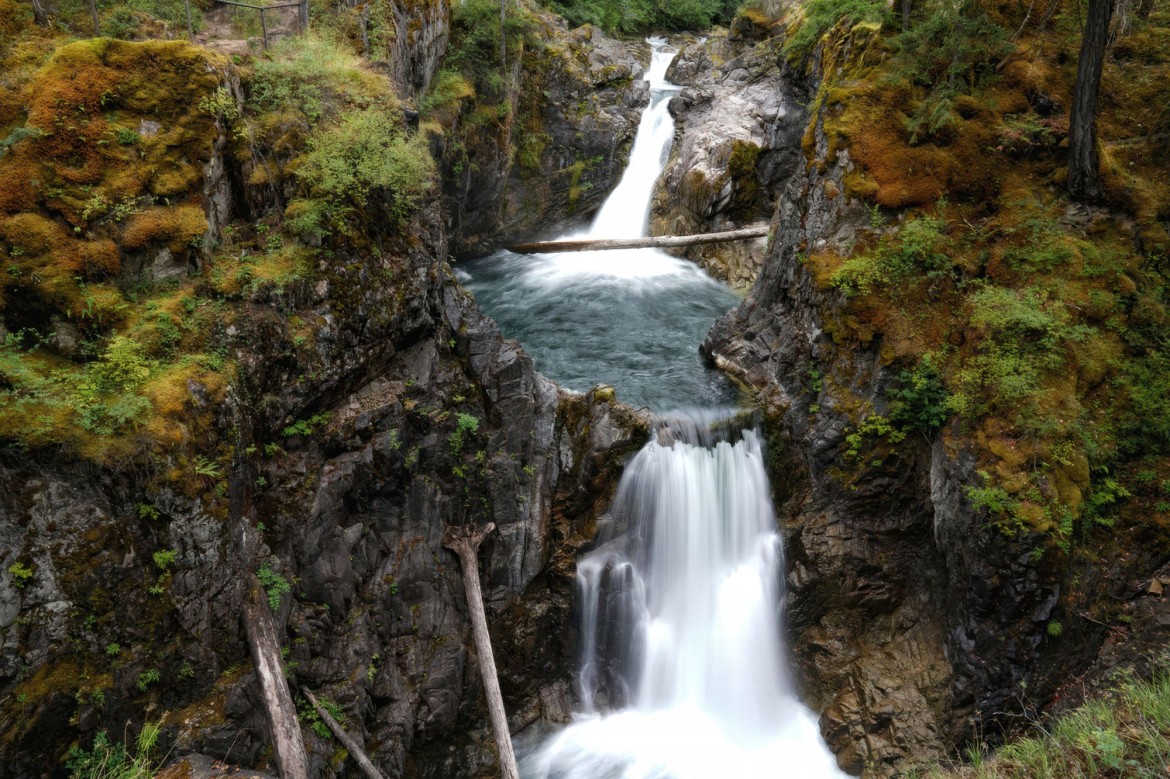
[{"left": 651, "top": 32, "right": 805, "bottom": 289}]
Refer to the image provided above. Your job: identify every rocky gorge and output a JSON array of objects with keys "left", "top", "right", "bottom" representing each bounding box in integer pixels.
[{"left": 1, "top": 0, "right": 1169, "bottom": 777}]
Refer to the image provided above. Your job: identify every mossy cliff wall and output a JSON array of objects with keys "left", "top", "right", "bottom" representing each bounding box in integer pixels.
[
  {"left": 704, "top": 11, "right": 1170, "bottom": 776},
  {"left": 0, "top": 26, "right": 648, "bottom": 779}
]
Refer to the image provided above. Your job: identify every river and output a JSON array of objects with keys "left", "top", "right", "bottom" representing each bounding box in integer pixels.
[{"left": 458, "top": 38, "right": 844, "bottom": 779}]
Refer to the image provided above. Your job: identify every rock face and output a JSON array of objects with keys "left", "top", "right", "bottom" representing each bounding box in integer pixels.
[
  {"left": 442, "top": 22, "right": 649, "bottom": 256},
  {"left": 380, "top": 0, "right": 451, "bottom": 98},
  {"left": 0, "top": 194, "right": 646, "bottom": 778},
  {"left": 0, "top": 32, "right": 648, "bottom": 779},
  {"left": 651, "top": 32, "right": 805, "bottom": 288},
  {"left": 699, "top": 33, "right": 1139, "bottom": 777}
]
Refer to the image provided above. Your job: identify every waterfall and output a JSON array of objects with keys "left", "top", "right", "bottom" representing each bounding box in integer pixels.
[
  {"left": 512, "top": 40, "right": 846, "bottom": 779},
  {"left": 523, "top": 415, "right": 844, "bottom": 778}
]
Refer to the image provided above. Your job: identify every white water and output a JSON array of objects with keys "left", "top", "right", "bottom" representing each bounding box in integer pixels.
[
  {"left": 515, "top": 39, "right": 846, "bottom": 779},
  {"left": 457, "top": 39, "right": 739, "bottom": 411},
  {"left": 504, "top": 38, "right": 709, "bottom": 285},
  {"left": 524, "top": 416, "right": 845, "bottom": 779}
]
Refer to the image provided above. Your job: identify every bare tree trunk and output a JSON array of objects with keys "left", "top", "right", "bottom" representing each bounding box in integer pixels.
[
  {"left": 303, "top": 689, "right": 386, "bottom": 779},
  {"left": 442, "top": 524, "right": 519, "bottom": 779},
  {"left": 30, "top": 0, "right": 48, "bottom": 26},
  {"left": 505, "top": 225, "right": 770, "bottom": 254},
  {"left": 243, "top": 576, "right": 310, "bottom": 779},
  {"left": 1068, "top": 0, "right": 1116, "bottom": 200},
  {"left": 88, "top": 0, "right": 100, "bottom": 35},
  {"left": 901, "top": 0, "right": 913, "bottom": 30}
]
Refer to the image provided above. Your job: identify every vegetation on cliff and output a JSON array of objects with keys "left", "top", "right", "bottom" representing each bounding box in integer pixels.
[{"left": 774, "top": 0, "right": 1169, "bottom": 556}]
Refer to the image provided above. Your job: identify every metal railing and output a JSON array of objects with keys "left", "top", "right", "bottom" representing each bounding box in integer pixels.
[{"left": 211, "top": 0, "right": 309, "bottom": 49}]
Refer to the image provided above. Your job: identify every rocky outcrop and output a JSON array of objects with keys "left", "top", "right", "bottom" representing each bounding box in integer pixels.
[
  {"left": 0, "top": 191, "right": 646, "bottom": 778},
  {"left": 700, "top": 36, "right": 1071, "bottom": 776},
  {"left": 381, "top": 0, "right": 450, "bottom": 98},
  {"left": 442, "top": 23, "right": 649, "bottom": 256},
  {"left": 0, "top": 33, "right": 648, "bottom": 779},
  {"left": 651, "top": 31, "right": 805, "bottom": 288}
]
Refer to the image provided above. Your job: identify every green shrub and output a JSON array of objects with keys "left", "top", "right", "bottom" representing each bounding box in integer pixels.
[
  {"left": 784, "top": 0, "right": 887, "bottom": 61},
  {"left": 290, "top": 107, "right": 434, "bottom": 233},
  {"left": 66, "top": 721, "right": 161, "bottom": 779},
  {"left": 448, "top": 412, "right": 481, "bottom": 456},
  {"left": 831, "top": 214, "right": 949, "bottom": 296},
  {"left": 890, "top": 1, "right": 1011, "bottom": 143},
  {"left": 257, "top": 564, "right": 291, "bottom": 611},
  {"left": 889, "top": 355, "right": 950, "bottom": 434},
  {"left": 7, "top": 561, "right": 33, "bottom": 586}
]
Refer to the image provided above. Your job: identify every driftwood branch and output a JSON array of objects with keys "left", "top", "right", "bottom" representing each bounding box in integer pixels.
[
  {"left": 243, "top": 575, "right": 309, "bottom": 779},
  {"left": 504, "top": 225, "right": 769, "bottom": 254},
  {"left": 442, "top": 523, "right": 519, "bottom": 779},
  {"left": 303, "top": 689, "right": 386, "bottom": 779}
]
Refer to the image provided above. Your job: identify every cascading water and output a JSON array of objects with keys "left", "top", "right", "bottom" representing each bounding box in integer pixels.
[
  {"left": 524, "top": 415, "right": 845, "bottom": 779},
  {"left": 460, "top": 39, "right": 845, "bottom": 778},
  {"left": 458, "top": 39, "right": 738, "bottom": 411}
]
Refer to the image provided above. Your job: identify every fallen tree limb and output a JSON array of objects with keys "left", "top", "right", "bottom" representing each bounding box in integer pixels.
[
  {"left": 303, "top": 689, "right": 386, "bottom": 779},
  {"left": 243, "top": 575, "right": 309, "bottom": 779},
  {"left": 442, "top": 523, "right": 519, "bottom": 779},
  {"left": 504, "top": 225, "right": 769, "bottom": 254}
]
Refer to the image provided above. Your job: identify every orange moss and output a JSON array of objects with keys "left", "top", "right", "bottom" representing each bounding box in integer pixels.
[
  {"left": 121, "top": 205, "right": 208, "bottom": 251},
  {"left": 80, "top": 239, "right": 122, "bottom": 278},
  {"left": 0, "top": 156, "right": 44, "bottom": 213}
]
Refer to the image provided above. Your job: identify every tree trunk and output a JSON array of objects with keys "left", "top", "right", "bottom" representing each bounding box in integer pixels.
[
  {"left": 88, "top": 0, "right": 100, "bottom": 35},
  {"left": 243, "top": 576, "right": 310, "bottom": 779},
  {"left": 442, "top": 524, "right": 519, "bottom": 779},
  {"left": 303, "top": 689, "right": 386, "bottom": 779},
  {"left": 901, "top": 0, "right": 913, "bottom": 30},
  {"left": 1068, "top": 0, "right": 1115, "bottom": 200},
  {"left": 504, "top": 225, "right": 770, "bottom": 254},
  {"left": 30, "top": 0, "right": 48, "bottom": 26}
]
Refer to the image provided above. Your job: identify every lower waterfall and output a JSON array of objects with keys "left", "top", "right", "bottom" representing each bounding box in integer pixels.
[{"left": 521, "top": 414, "right": 844, "bottom": 779}]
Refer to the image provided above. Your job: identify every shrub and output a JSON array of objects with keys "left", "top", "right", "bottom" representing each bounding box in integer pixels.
[
  {"left": 291, "top": 107, "right": 434, "bottom": 233},
  {"left": 890, "top": 1, "right": 1011, "bottom": 143},
  {"left": 66, "top": 721, "right": 161, "bottom": 779},
  {"left": 889, "top": 356, "right": 950, "bottom": 434},
  {"left": 257, "top": 564, "right": 291, "bottom": 611},
  {"left": 784, "top": 0, "right": 887, "bottom": 61}
]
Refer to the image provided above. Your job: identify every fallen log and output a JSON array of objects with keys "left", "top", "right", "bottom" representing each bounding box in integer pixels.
[
  {"left": 303, "top": 689, "right": 386, "bottom": 779},
  {"left": 442, "top": 523, "right": 519, "bottom": 779},
  {"left": 504, "top": 225, "right": 769, "bottom": 254},
  {"left": 243, "top": 574, "right": 309, "bottom": 779}
]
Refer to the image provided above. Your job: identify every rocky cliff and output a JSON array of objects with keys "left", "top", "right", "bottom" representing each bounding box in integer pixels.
[
  {"left": 702, "top": 13, "right": 1170, "bottom": 776},
  {"left": 0, "top": 16, "right": 649, "bottom": 778}
]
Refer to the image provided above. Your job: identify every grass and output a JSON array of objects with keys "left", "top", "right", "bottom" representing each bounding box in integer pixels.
[{"left": 910, "top": 667, "right": 1170, "bottom": 779}]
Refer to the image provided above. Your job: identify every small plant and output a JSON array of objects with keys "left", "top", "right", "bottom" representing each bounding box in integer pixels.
[
  {"left": 1047, "top": 620, "right": 1063, "bottom": 638},
  {"left": 151, "top": 550, "right": 177, "bottom": 572},
  {"left": 282, "top": 413, "right": 331, "bottom": 439},
  {"left": 7, "top": 561, "right": 33, "bottom": 586},
  {"left": 66, "top": 720, "right": 161, "bottom": 779},
  {"left": 257, "top": 565, "right": 291, "bottom": 611},
  {"left": 136, "top": 503, "right": 160, "bottom": 521},
  {"left": 192, "top": 457, "right": 222, "bottom": 479},
  {"left": 135, "top": 669, "right": 160, "bottom": 692},
  {"left": 105, "top": 643, "right": 121, "bottom": 656},
  {"left": 448, "top": 413, "right": 480, "bottom": 456}
]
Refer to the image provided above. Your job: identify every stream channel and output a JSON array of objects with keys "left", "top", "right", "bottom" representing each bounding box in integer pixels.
[{"left": 458, "top": 39, "right": 845, "bottom": 779}]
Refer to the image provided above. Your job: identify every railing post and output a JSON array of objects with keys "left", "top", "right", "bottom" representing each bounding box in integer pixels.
[
  {"left": 299, "top": 0, "right": 308, "bottom": 33},
  {"left": 259, "top": 6, "right": 268, "bottom": 48}
]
